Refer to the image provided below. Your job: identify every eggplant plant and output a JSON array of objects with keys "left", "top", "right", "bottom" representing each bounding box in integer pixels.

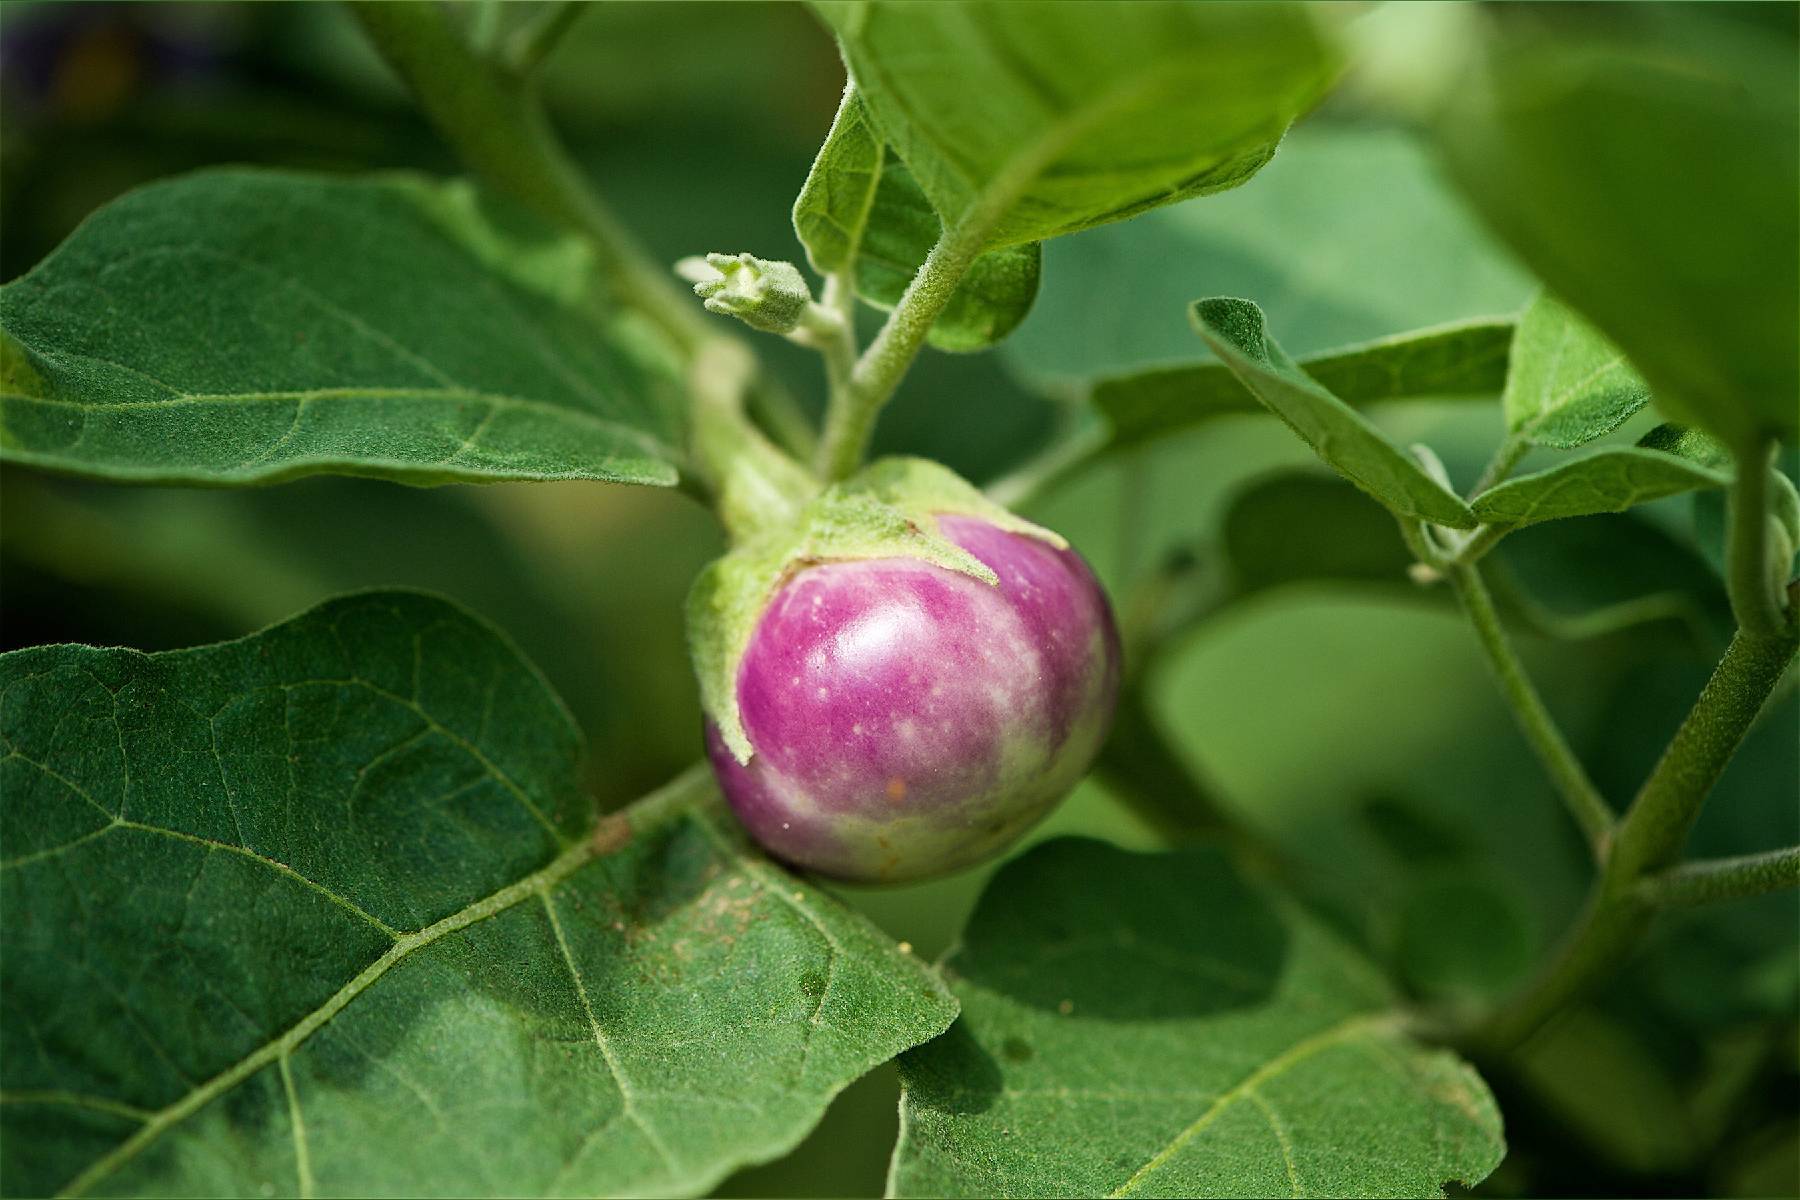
[{"left": 1, "top": 3, "right": 1794, "bottom": 1198}]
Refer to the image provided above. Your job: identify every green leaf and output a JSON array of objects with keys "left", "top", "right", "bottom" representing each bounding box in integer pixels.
[
  {"left": 1434, "top": 15, "right": 1798, "bottom": 444},
  {"left": 1002, "top": 124, "right": 1534, "bottom": 387},
  {"left": 0, "top": 592, "right": 955, "bottom": 1198},
  {"left": 813, "top": 1, "right": 1338, "bottom": 248},
  {"left": 793, "top": 88, "right": 1041, "bottom": 352},
  {"left": 1502, "top": 291, "right": 1650, "bottom": 449},
  {"left": 1471, "top": 444, "right": 1730, "bottom": 529},
  {"left": 1096, "top": 317, "right": 1513, "bottom": 454},
  {"left": 890, "top": 840, "right": 1504, "bottom": 1198},
  {"left": 0, "top": 170, "right": 685, "bottom": 487},
  {"left": 1191, "top": 298, "right": 1477, "bottom": 529}
]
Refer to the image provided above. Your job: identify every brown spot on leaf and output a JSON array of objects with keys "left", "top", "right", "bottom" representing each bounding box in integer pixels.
[{"left": 589, "top": 813, "right": 632, "bottom": 855}]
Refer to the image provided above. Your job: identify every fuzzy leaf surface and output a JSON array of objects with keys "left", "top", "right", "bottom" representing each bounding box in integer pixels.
[
  {"left": 1502, "top": 292, "right": 1650, "bottom": 449},
  {"left": 1436, "top": 17, "right": 1798, "bottom": 443},
  {"left": 1472, "top": 445, "right": 1730, "bottom": 529},
  {"left": 890, "top": 840, "right": 1504, "bottom": 1198},
  {"left": 1096, "top": 318, "right": 1513, "bottom": 454},
  {"left": 0, "top": 170, "right": 684, "bottom": 487},
  {"left": 1191, "top": 299, "right": 1477, "bottom": 529},
  {"left": 793, "top": 89, "right": 1040, "bottom": 351},
  {"left": 0, "top": 592, "right": 956, "bottom": 1198},
  {"left": 813, "top": 1, "right": 1338, "bottom": 247}
]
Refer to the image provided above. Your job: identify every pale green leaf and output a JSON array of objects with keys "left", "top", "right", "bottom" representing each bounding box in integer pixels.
[
  {"left": 1096, "top": 317, "right": 1513, "bottom": 453},
  {"left": 1191, "top": 298, "right": 1477, "bottom": 529},
  {"left": 793, "top": 88, "right": 1040, "bottom": 351},
  {"left": 813, "top": 1, "right": 1338, "bottom": 248},
  {"left": 1002, "top": 124, "right": 1534, "bottom": 387},
  {"left": 1471, "top": 447, "right": 1730, "bottom": 529},
  {"left": 0, "top": 170, "right": 685, "bottom": 487},
  {"left": 0, "top": 592, "right": 955, "bottom": 1198},
  {"left": 1502, "top": 291, "right": 1650, "bottom": 448},
  {"left": 1435, "top": 14, "right": 1798, "bottom": 443},
  {"left": 890, "top": 839, "right": 1504, "bottom": 1198}
]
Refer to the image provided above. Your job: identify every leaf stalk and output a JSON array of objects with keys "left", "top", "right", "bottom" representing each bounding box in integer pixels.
[
  {"left": 1636, "top": 845, "right": 1800, "bottom": 909},
  {"left": 1447, "top": 561, "right": 1615, "bottom": 854}
]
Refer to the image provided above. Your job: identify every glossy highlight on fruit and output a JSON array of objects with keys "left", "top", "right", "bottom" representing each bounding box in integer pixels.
[{"left": 706, "top": 514, "right": 1119, "bottom": 883}]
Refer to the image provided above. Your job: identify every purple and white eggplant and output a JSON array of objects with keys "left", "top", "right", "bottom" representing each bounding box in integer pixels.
[{"left": 690, "top": 458, "right": 1119, "bottom": 883}]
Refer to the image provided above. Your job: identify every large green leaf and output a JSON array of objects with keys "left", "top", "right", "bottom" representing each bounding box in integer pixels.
[
  {"left": 0, "top": 170, "right": 685, "bottom": 487},
  {"left": 1001, "top": 123, "right": 1534, "bottom": 388},
  {"left": 1192, "top": 298, "right": 1477, "bottom": 529},
  {"left": 1472, "top": 445, "right": 1730, "bottom": 529},
  {"left": 0, "top": 592, "right": 956, "bottom": 1198},
  {"left": 890, "top": 840, "right": 1504, "bottom": 1198},
  {"left": 1434, "top": 14, "right": 1798, "bottom": 444},
  {"left": 1096, "top": 318, "right": 1513, "bottom": 454},
  {"left": 792, "top": 88, "right": 1040, "bottom": 352},
  {"left": 1502, "top": 292, "right": 1650, "bottom": 449},
  {"left": 813, "top": 2, "right": 1338, "bottom": 248}
]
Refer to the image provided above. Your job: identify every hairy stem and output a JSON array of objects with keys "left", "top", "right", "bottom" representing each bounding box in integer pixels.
[
  {"left": 351, "top": 1, "right": 814, "bottom": 480},
  {"left": 1607, "top": 622, "right": 1799, "bottom": 882},
  {"left": 350, "top": 2, "right": 703, "bottom": 354},
  {"left": 1471, "top": 434, "right": 1530, "bottom": 497},
  {"left": 1468, "top": 621, "right": 1800, "bottom": 1052},
  {"left": 1449, "top": 562, "right": 1615, "bottom": 853},
  {"left": 1726, "top": 438, "right": 1785, "bottom": 638},
  {"left": 815, "top": 214, "right": 993, "bottom": 480},
  {"left": 688, "top": 342, "right": 817, "bottom": 542},
  {"left": 1637, "top": 845, "right": 1800, "bottom": 909},
  {"left": 506, "top": 0, "right": 587, "bottom": 74}
]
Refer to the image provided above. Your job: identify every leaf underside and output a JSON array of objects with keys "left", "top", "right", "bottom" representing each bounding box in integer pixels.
[
  {"left": 0, "top": 592, "right": 955, "bottom": 1198},
  {"left": 890, "top": 839, "right": 1504, "bottom": 1198},
  {"left": 0, "top": 170, "right": 685, "bottom": 488},
  {"left": 793, "top": 89, "right": 1041, "bottom": 352},
  {"left": 1191, "top": 298, "right": 1478, "bottom": 529},
  {"left": 815, "top": 1, "right": 1339, "bottom": 247},
  {"left": 1094, "top": 318, "right": 1514, "bottom": 454},
  {"left": 1472, "top": 446, "right": 1729, "bottom": 529}
]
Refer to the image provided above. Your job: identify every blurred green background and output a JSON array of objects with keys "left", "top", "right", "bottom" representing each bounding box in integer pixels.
[{"left": 2, "top": 4, "right": 1793, "bottom": 1196}]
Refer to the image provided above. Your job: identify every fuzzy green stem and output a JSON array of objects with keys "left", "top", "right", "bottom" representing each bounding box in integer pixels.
[
  {"left": 688, "top": 342, "right": 817, "bottom": 542},
  {"left": 1607, "top": 622, "right": 1800, "bottom": 882},
  {"left": 1637, "top": 845, "right": 1800, "bottom": 909},
  {"left": 350, "top": 2, "right": 703, "bottom": 354},
  {"left": 1468, "top": 621, "right": 1800, "bottom": 1052},
  {"left": 1471, "top": 433, "right": 1530, "bottom": 497},
  {"left": 505, "top": 0, "right": 587, "bottom": 74},
  {"left": 1726, "top": 438, "right": 1785, "bottom": 638},
  {"left": 1449, "top": 562, "right": 1615, "bottom": 853},
  {"left": 815, "top": 215, "right": 993, "bottom": 480}
]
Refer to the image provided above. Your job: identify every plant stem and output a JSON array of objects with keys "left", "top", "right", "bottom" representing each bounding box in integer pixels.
[
  {"left": 687, "top": 342, "right": 817, "bottom": 542},
  {"left": 506, "top": 0, "right": 587, "bottom": 75},
  {"left": 1449, "top": 561, "right": 1615, "bottom": 853},
  {"left": 1607, "top": 622, "right": 1800, "bottom": 882},
  {"left": 1471, "top": 433, "right": 1530, "bottom": 497},
  {"left": 1467, "top": 620, "right": 1800, "bottom": 1052},
  {"left": 815, "top": 214, "right": 993, "bottom": 480},
  {"left": 1637, "top": 845, "right": 1800, "bottom": 909},
  {"left": 351, "top": 1, "right": 812, "bottom": 480},
  {"left": 350, "top": 2, "right": 703, "bottom": 355},
  {"left": 1726, "top": 437, "right": 1785, "bottom": 638}
]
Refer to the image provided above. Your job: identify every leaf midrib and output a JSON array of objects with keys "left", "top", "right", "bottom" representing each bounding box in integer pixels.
[
  {"left": 50, "top": 764, "right": 715, "bottom": 1199},
  {"left": 1107, "top": 1012, "right": 1398, "bottom": 1198}
]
